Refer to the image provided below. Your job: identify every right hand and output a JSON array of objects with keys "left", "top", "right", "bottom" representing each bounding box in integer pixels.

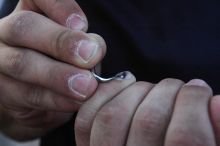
[{"left": 0, "top": 0, "right": 106, "bottom": 141}]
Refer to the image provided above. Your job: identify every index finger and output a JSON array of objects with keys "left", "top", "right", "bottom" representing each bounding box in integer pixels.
[{"left": 16, "top": 0, "right": 88, "bottom": 31}]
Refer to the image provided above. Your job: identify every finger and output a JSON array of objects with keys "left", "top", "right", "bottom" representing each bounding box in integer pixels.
[
  {"left": 127, "top": 79, "right": 184, "bottom": 146},
  {"left": 0, "top": 45, "right": 97, "bottom": 101},
  {"left": 0, "top": 11, "right": 106, "bottom": 68},
  {"left": 210, "top": 95, "right": 220, "bottom": 145},
  {"left": 0, "top": 73, "right": 81, "bottom": 112},
  {"left": 16, "top": 0, "right": 88, "bottom": 30},
  {"left": 75, "top": 72, "right": 136, "bottom": 146},
  {"left": 165, "top": 79, "right": 216, "bottom": 146},
  {"left": 90, "top": 82, "right": 153, "bottom": 146}
]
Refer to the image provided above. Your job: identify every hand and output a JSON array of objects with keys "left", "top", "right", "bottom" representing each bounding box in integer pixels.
[
  {"left": 75, "top": 77, "right": 219, "bottom": 146},
  {"left": 0, "top": 0, "right": 106, "bottom": 141}
]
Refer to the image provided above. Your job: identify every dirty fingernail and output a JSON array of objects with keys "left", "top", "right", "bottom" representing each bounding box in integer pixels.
[
  {"left": 66, "top": 13, "right": 86, "bottom": 30},
  {"left": 68, "top": 73, "right": 91, "bottom": 99}
]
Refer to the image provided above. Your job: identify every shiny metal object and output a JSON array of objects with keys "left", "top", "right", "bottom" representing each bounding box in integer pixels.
[{"left": 91, "top": 68, "right": 127, "bottom": 83}]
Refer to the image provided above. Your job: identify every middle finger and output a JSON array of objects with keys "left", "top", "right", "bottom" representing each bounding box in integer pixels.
[
  {"left": 90, "top": 82, "right": 153, "bottom": 146},
  {"left": 127, "top": 79, "right": 183, "bottom": 146},
  {"left": 0, "top": 11, "right": 106, "bottom": 68},
  {"left": 165, "top": 79, "right": 216, "bottom": 146}
]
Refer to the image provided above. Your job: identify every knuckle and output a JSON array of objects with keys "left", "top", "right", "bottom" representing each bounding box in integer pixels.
[
  {"left": 167, "top": 133, "right": 194, "bottom": 146},
  {"left": 49, "top": 0, "right": 64, "bottom": 12},
  {"left": 75, "top": 105, "right": 97, "bottom": 134},
  {"left": 7, "top": 11, "right": 36, "bottom": 39},
  {"left": 156, "top": 78, "right": 184, "bottom": 92},
  {"left": 134, "top": 81, "right": 154, "bottom": 89},
  {"left": 166, "top": 129, "right": 206, "bottom": 146},
  {"left": 26, "top": 86, "right": 44, "bottom": 107},
  {"left": 181, "top": 85, "right": 212, "bottom": 99},
  {"left": 5, "top": 50, "right": 27, "bottom": 77},
  {"left": 52, "top": 29, "right": 71, "bottom": 57},
  {"left": 95, "top": 106, "right": 122, "bottom": 128},
  {"left": 45, "top": 64, "right": 60, "bottom": 85},
  {"left": 134, "top": 108, "right": 166, "bottom": 136},
  {"left": 75, "top": 116, "right": 90, "bottom": 134}
]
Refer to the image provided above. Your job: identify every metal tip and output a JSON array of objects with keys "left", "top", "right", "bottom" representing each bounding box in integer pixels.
[
  {"left": 92, "top": 67, "right": 129, "bottom": 83},
  {"left": 115, "top": 71, "right": 128, "bottom": 80}
]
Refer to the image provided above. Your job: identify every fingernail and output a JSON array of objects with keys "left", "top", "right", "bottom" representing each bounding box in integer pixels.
[
  {"left": 75, "top": 40, "right": 98, "bottom": 63},
  {"left": 66, "top": 13, "right": 86, "bottom": 30},
  {"left": 68, "top": 74, "right": 91, "bottom": 99},
  {"left": 185, "top": 79, "right": 209, "bottom": 87}
]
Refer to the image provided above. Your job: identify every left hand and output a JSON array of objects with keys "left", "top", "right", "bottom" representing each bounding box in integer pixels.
[{"left": 75, "top": 78, "right": 220, "bottom": 146}]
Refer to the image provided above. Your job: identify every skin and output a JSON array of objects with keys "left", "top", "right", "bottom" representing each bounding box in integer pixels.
[
  {"left": 0, "top": 0, "right": 220, "bottom": 145},
  {"left": 75, "top": 78, "right": 220, "bottom": 146},
  {"left": 0, "top": 0, "right": 106, "bottom": 140}
]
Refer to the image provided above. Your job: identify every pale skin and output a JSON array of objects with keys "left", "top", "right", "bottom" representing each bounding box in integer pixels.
[
  {"left": 76, "top": 77, "right": 220, "bottom": 146},
  {"left": 0, "top": 0, "right": 106, "bottom": 140},
  {"left": 0, "top": 0, "right": 220, "bottom": 145}
]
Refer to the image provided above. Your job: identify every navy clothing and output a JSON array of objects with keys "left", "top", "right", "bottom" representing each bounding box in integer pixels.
[
  {"left": 78, "top": 0, "right": 220, "bottom": 92},
  {"left": 1, "top": 0, "right": 220, "bottom": 145}
]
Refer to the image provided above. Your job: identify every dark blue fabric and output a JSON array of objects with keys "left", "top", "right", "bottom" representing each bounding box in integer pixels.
[
  {"left": 78, "top": 0, "right": 220, "bottom": 93},
  {"left": 0, "top": 0, "right": 17, "bottom": 18}
]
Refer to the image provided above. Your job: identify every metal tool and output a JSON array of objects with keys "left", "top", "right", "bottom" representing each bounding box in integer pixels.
[{"left": 91, "top": 68, "right": 128, "bottom": 83}]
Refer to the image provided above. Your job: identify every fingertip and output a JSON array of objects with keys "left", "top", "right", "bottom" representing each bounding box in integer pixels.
[
  {"left": 185, "top": 79, "right": 210, "bottom": 88},
  {"left": 68, "top": 72, "right": 98, "bottom": 101},
  {"left": 184, "top": 79, "right": 213, "bottom": 94},
  {"left": 66, "top": 13, "right": 88, "bottom": 31}
]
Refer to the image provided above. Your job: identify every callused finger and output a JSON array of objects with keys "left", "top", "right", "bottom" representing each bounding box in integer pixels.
[
  {"left": 90, "top": 82, "right": 153, "bottom": 146},
  {"left": 75, "top": 72, "right": 136, "bottom": 146},
  {"left": 0, "top": 73, "right": 82, "bottom": 112},
  {"left": 127, "top": 79, "right": 183, "bottom": 146},
  {"left": 0, "top": 45, "right": 97, "bottom": 101},
  {"left": 0, "top": 11, "right": 106, "bottom": 68},
  {"left": 16, "top": 0, "right": 88, "bottom": 31},
  {"left": 165, "top": 79, "right": 216, "bottom": 146}
]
